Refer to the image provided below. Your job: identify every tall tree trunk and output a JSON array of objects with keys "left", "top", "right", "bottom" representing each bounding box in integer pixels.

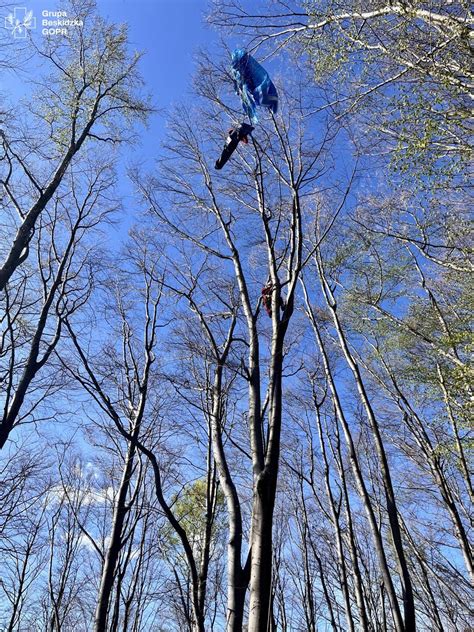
[
  {"left": 248, "top": 474, "right": 277, "bottom": 632},
  {"left": 315, "top": 258, "right": 416, "bottom": 631},
  {"left": 303, "top": 280, "right": 406, "bottom": 632},
  {"left": 314, "top": 402, "right": 355, "bottom": 632},
  {"left": 373, "top": 356, "right": 474, "bottom": 585},
  {"left": 94, "top": 438, "right": 137, "bottom": 632},
  {"left": 208, "top": 331, "right": 249, "bottom": 631},
  {"left": 248, "top": 321, "right": 286, "bottom": 632},
  {"left": 332, "top": 421, "right": 371, "bottom": 632}
]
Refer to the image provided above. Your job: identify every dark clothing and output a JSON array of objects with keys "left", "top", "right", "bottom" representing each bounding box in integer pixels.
[{"left": 215, "top": 123, "right": 254, "bottom": 170}]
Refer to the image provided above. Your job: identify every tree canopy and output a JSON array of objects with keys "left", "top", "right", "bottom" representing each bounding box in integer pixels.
[{"left": 0, "top": 1, "right": 472, "bottom": 631}]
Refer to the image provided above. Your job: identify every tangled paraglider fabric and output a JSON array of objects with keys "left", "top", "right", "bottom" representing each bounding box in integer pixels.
[
  {"left": 231, "top": 49, "right": 278, "bottom": 125},
  {"left": 214, "top": 49, "right": 277, "bottom": 170}
]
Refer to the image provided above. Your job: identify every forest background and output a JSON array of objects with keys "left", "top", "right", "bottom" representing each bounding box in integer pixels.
[{"left": 0, "top": 1, "right": 472, "bottom": 631}]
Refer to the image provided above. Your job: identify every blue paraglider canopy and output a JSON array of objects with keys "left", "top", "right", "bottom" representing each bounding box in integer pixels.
[{"left": 231, "top": 49, "right": 278, "bottom": 125}]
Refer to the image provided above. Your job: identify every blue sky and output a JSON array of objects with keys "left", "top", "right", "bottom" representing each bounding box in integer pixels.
[
  {"left": 96, "top": 0, "right": 215, "bottom": 158},
  {"left": 96, "top": 0, "right": 217, "bottom": 219},
  {"left": 1, "top": 0, "right": 355, "bottom": 248},
  {"left": 2, "top": 0, "right": 214, "bottom": 152},
  {"left": 1, "top": 0, "right": 218, "bottom": 240}
]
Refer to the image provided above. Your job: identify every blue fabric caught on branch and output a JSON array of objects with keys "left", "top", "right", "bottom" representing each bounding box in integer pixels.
[{"left": 231, "top": 49, "right": 278, "bottom": 125}]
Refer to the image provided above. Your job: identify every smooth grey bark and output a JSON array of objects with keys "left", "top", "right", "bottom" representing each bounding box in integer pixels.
[
  {"left": 314, "top": 255, "right": 416, "bottom": 631},
  {"left": 210, "top": 361, "right": 249, "bottom": 631},
  {"left": 314, "top": 401, "right": 356, "bottom": 632},
  {"left": 332, "top": 420, "right": 371, "bottom": 632},
  {"left": 174, "top": 287, "right": 249, "bottom": 631},
  {"left": 303, "top": 279, "right": 406, "bottom": 632},
  {"left": 197, "top": 166, "right": 267, "bottom": 631},
  {"left": 247, "top": 136, "right": 303, "bottom": 631},
  {"left": 94, "top": 434, "right": 139, "bottom": 632},
  {"left": 247, "top": 335, "right": 282, "bottom": 631},
  {"left": 198, "top": 447, "right": 220, "bottom": 625}
]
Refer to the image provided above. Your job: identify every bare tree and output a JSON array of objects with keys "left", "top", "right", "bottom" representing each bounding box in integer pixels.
[
  {"left": 0, "top": 0, "right": 150, "bottom": 290},
  {"left": 61, "top": 233, "right": 227, "bottom": 632},
  {"left": 1, "top": 160, "right": 117, "bottom": 450},
  {"left": 133, "top": 61, "right": 345, "bottom": 627}
]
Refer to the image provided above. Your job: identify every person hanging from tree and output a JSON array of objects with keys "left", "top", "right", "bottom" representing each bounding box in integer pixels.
[
  {"left": 215, "top": 122, "right": 254, "bottom": 170},
  {"left": 261, "top": 284, "right": 272, "bottom": 317},
  {"left": 214, "top": 49, "right": 278, "bottom": 170},
  {"left": 261, "top": 283, "right": 284, "bottom": 318}
]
